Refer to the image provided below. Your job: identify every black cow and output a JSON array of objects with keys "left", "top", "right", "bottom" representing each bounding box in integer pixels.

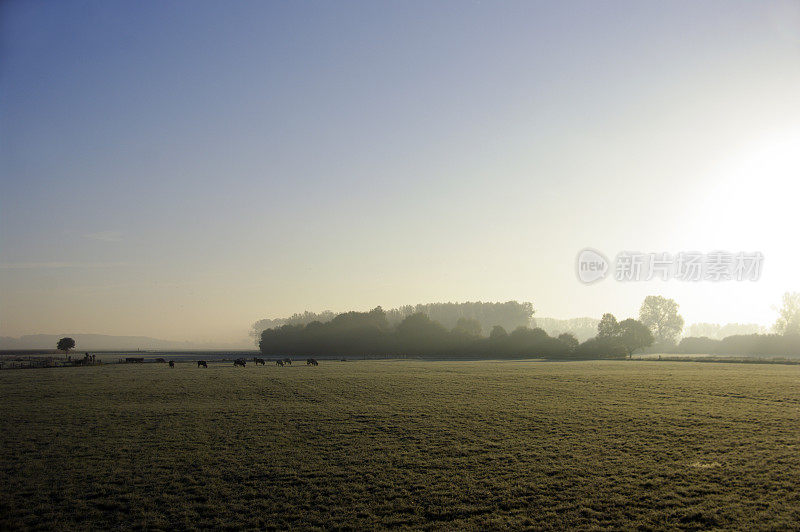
[
  {"left": 275, "top": 359, "right": 284, "bottom": 367},
  {"left": 234, "top": 359, "right": 246, "bottom": 367},
  {"left": 253, "top": 358, "right": 265, "bottom": 365},
  {"left": 306, "top": 358, "right": 318, "bottom": 366},
  {"left": 197, "top": 360, "right": 208, "bottom": 368},
  {"left": 168, "top": 360, "right": 175, "bottom": 368}
]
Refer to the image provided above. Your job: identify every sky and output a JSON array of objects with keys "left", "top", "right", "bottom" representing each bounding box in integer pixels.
[{"left": 1, "top": 0, "right": 799, "bottom": 345}]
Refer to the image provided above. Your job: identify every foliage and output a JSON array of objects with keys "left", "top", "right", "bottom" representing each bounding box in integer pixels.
[
  {"left": 677, "top": 333, "right": 800, "bottom": 357},
  {"left": 639, "top": 296, "right": 684, "bottom": 345},
  {"left": 617, "top": 319, "right": 654, "bottom": 358},
  {"left": 57, "top": 337, "right": 75, "bottom": 354},
  {"left": 253, "top": 301, "right": 534, "bottom": 341},
  {"left": 557, "top": 332, "right": 579, "bottom": 353},
  {"left": 686, "top": 322, "right": 765, "bottom": 339},
  {"left": 489, "top": 325, "right": 508, "bottom": 340},
  {"left": 597, "top": 313, "right": 620, "bottom": 339},
  {"left": 535, "top": 317, "right": 600, "bottom": 342},
  {"left": 773, "top": 292, "right": 800, "bottom": 336},
  {"left": 259, "top": 309, "right": 583, "bottom": 359}
]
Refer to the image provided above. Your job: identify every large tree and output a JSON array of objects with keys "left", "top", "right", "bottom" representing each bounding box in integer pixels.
[
  {"left": 558, "top": 332, "right": 579, "bottom": 353},
  {"left": 618, "top": 319, "right": 654, "bottom": 358},
  {"left": 773, "top": 292, "right": 800, "bottom": 335},
  {"left": 639, "top": 296, "right": 684, "bottom": 345},
  {"left": 597, "top": 313, "right": 620, "bottom": 339},
  {"left": 57, "top": 337, "right": 75, "bottom": 357}
]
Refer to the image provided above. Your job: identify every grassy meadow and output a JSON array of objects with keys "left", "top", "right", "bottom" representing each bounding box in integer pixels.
[{"left": 2, "top": 360, "right": 799, "bottom": 530}]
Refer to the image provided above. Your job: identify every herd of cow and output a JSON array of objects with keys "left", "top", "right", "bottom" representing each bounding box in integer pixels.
[{"left": 172, "top": 358, "right": 319, "bottom": 368}]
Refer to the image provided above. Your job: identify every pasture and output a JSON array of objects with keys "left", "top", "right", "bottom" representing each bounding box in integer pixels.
[{"left": 1, "top": 360, "right": 799, "bottom": 530}]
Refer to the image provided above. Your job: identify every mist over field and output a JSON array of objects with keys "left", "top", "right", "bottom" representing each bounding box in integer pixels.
[{"left": 1, "top": 1, "right": 799, "bottom": 529}]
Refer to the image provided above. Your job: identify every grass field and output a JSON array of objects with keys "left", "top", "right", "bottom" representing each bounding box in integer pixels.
[{"left": 2, "top": 360, "right": 799, "bottom": 530}]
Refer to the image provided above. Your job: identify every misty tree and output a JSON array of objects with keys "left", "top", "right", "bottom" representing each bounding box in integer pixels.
[
  {"left": 385, "top": 301, "right": 534, "bottom": 332},
  {"left": 250, "top": 310, "right": 336, "bottom": 339},
  {"left": 686, "top": 322, "right": 722, "bottom": 339},
  {"left": 773, "top": 292, "right": 800, "bottom": 335},
  {"left": 617, "top": 319, "right": 653, "bottom": 359},
  {"left": 557, "top": 332, "right": 579, "bottom": 352},
  {"left": 536, "top": 317, "right": 600, "bottom": 342},
  {"left": 57, "top": 337, "right": 76, "bottom": 356},
  {"left": 489, "top": 325, "right": 508, "bottom": 340},
  {"left": 452, "top": 317, "right": 482, "bottom": 338},
  {"left": 252, "top": 301, "right": 534, "bottom": 344},
  {"left": 688, "top": 322, "right": 765, "bottom": 339},
  {"left": 639, "top": 295, "right": 684, "bottom": 345},
  {"left": 597, "top": 313, "right": 620, "bottom": 339}
]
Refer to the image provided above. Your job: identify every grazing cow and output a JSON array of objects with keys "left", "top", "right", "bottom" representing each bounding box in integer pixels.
[
  {"left": 253, "top": 358, "right": 265, "bottom": 365},
  {"left": 197, "top": 360, "right": 208, "bottom": 368},
  {"left": 275, "top": 359, "right": 284, "bottom": 367},
  {"left": 283, "top": 358, "right": 292, "bottom": 366},
  {"left": 306, "top": 358, "right": 318, "bottom": 366},
  {"left": 168, "top": 361, "right": 175, "bottom": 368},
  {"left": 234, "top": 358, "right": 246, "bottom": 367}
]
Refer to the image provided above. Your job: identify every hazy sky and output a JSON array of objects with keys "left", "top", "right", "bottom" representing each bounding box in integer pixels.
[{"left": 1, "top": 1, "right": 799, "bottom": 344}]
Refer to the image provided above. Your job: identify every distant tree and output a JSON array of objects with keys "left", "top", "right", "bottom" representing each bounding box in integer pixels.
[
  {"left": 773, "top": 292, "right": 800, "bottom": 335},
  {"left": 254, "top": 301, "right": 534, "bottom": 343},
  {"left": 617, "top": 319, "right": 653, "bottom": 358},
  {"left": 557, "top": 332, "right": 579, "bottom": 353},
  {"left": 57, "top": 337, "right": 75, "bottom": 356},
  {"left": 396, "top": 313, "right": 451, "bottom": 355},
  {"left": 639, "top": 296, "right": 684, "bottom": 345},
  {"left": 387, "top": 301, "right": 534, "bottom": 332},
  {"left": 536, "top": 317, "right": 600, "bottom": 342},
  {"left": 489, "top": 325, "right": 508, "bottom": 340},
  {"left": 718, "top": 323, "right": 765, "bottom": 337},
  {"left": 452, "top": 317, "right": 483, "bottom": 338},
  {"left": 597, "top": 313, "right": 620, "bottom": 339},
  {"left": 575, "top": 337, "right": 626, "bottom": 358},
  {"left": 686, "top": 322, "right": 722, "bottom": 339},
  {"left": 678, "top": 336, "right": 721, "bottom": 354}
]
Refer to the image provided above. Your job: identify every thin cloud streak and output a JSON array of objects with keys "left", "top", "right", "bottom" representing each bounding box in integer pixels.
[
  {"left": 84, "top": 231, "right": 123, "bottom": 242},
  {"left": 0, "top": 262, "right": 127, "bottom": 270}
]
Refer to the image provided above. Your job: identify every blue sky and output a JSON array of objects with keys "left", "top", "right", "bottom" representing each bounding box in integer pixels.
[{"left": 1, "top": 1, "right": 799, "bottom": 343}]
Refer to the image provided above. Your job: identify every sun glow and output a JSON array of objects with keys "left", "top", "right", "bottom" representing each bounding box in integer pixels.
[{"left": 684, "top": 129, "right": 800, "bottom": 246}]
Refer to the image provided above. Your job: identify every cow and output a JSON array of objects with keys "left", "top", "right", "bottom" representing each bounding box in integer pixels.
[
  {"left": 283, "top": 358, "right": 292, "bottom": 366},
  {"left": 253, "top": 358, "right": 266, "bottom": 365},
  {"left": 234, "top": 358, "right": 246, "bottom": 367},
  {"left": 197, "top": 360, "right": 208, "bottom": 368},
  {"left": 168, "top": 361, "right": 175, "bottom": 368},
  {"left": 306, "top": 358, "right": 318, "bottom": 366},
  {"left": 275, "top": 359, "right": 284, "bottom": 367}
]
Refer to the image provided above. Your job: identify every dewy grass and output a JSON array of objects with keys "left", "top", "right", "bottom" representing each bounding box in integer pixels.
[{"left": 2, "top": 360, "right": 799, "bottom": 529}]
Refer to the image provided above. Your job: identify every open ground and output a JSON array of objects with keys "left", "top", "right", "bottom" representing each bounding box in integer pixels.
[{"left": 2, "top": 360, "right": 799, "bottom": 529}]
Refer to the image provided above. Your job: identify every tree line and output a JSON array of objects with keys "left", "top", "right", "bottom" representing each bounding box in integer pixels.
[
  {"left": 258, "top": 303, "right": 655, "bottom": 359},
  {"left": 252, "top": 301, "right": 533, "bottom": 340},
  {"left": 258, "top": 293, "right": 800, "bottom": 359}
]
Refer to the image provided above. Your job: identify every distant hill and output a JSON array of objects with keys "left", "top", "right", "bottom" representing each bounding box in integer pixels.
[{"left": 0, "top": 334, "right": 251, "bottom": 351}]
